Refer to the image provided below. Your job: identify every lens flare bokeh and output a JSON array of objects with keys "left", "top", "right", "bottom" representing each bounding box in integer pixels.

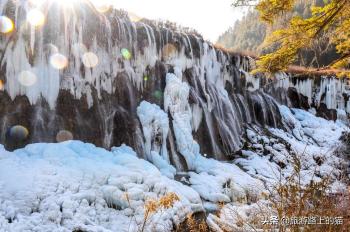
[
  {"left": 121, "top": 48, "right": 132, "bottom": 60},
  {"left": 9, "top": 125, "right": 29, "bottom": 141},
  {"left": 153, "top": 90, "right": 163, "bottom": 100},
  {"left": 27, "top": 9, "right": 45, "bottom": 27},
  {"left": 50, "top": 53, "right": 68, "bottom": 70},
  {"left": 0, "top": 16, "right": 14, "bottom": 34},
  {"left": 18, "top": 70, "right": 37, "bottom": 87},
  {"left": 82, "top": 52, "right": 99, "bottom": 68},
  {"left": 56, "top": 130, "right": 74, "bottom": 142}
]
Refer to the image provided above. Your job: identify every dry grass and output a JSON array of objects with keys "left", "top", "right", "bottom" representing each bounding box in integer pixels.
[
  {"left": 123, "top": 192, "right": 181, "bottom": 232},
  {"left": 266, "top": 156, "right": 350, "bottom": 232},
  {"left": 140, "top": 193, "right": 180, "bottom": 232},
  {"left": 175, "top": 212, "right": 209, "bottom": 232},
  {"left": 207, "top": 154, "right": 350, "bottom": 232}
]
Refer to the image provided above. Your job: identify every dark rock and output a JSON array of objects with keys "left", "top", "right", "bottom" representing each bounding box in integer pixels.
[{"left": 316, "top": 103, "right": 337, "bottom": 121}]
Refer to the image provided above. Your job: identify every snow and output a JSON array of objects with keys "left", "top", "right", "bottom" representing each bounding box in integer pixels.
[
  {"left": 207, "top": 200, "right": 274, "bottom": 232},
  {"left": 235, "top": 105, "right": 348, "bottom": 187},
  {"left": 0, "top": 140, "right": 209, "bottom": 231},
  {"left": 207, "top": 105, "right": 349, "bottom": 231},
  {"left": 271, "top": 106, "right": 347, "bottom": 183},
  {"left": 236, "top": 150, "right": 280, "bottom": 181},
  {"left": 0, "top": 141, "right": 201, "bottom": 232},
  {"left": 277, "top": 105, "right": 346, "bottom": 154},
  {"left": 191, "top": 156, "right": 264, "bottom": 204},
  {"left": 1, "top": 60, "right": 349, "bottom": 230}
]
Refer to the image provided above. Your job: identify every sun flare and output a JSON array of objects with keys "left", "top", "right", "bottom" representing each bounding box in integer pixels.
[{"left": 29, "top": 0, "right": 113, "bottom": 12}]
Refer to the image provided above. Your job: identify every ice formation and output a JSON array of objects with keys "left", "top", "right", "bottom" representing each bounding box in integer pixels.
[
  {"left": 0, "top": 142, "right": 202, "bottom": 232},
  {"left": 273, "top": 72, "right": 350, "bottom": 113},
  {"left": 163, "top": 72, "right": 264, "bottom": 204},
  {"left": 0, "top": 0, "right": 348, "bottom": 114},
  {"left": 137, "top": 101, "right": 175, "bottom": 178},
  {"left": 1, "top": 0, "right": 348, "bottom": 159},
  {"left": 0, "top": 103, "right": 347, "bottom": 231},
  {"left": 164, "top": 73, "right": 198, "bottom": 170},
  {"left": 0, "top": 1, "right": 349, "bottom": 231}
]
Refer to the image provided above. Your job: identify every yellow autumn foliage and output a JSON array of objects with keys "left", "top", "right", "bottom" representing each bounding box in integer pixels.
[{"left": 234, "top": 0, "right": 350, "bottom": 75}]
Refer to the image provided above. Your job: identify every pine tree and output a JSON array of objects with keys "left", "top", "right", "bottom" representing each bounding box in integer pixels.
[{"left": 232, "top": 0, "right": 350, "bottom": 75}]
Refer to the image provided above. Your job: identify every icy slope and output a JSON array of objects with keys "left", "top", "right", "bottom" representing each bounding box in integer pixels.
[
  {"left": 0, "top": 140, "right": 262, "bottom": 232},
  {"left": 208, "top": 107, "right": 349, "bottom": 231},
  {"left": 0, "top": 142, "right": 202, "bottom": 232},
  {"left": 0, "top": 99, "right": 348, "bottom": 232},
  {"left": 236, "top": 105, "right": 348, "bottom": 185}
]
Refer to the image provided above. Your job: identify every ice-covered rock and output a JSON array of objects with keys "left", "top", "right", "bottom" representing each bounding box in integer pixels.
[
  {"left": 137, "top": 101, "right": 176, "bottom": 178},
  {"left": 0, "top": 141, "right": 201, "bottom": 232}
]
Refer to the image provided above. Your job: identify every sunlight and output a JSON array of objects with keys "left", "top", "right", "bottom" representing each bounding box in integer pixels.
[
  {"left": 24, "top": 0, "right": 242, "bottom": 42},
  {"left": 28, "top": 0, "right": 46, "bottom": 6},
  {"left": 29, "top": 0, "right": 112, "bottom": 12},
  {"left": 90, "top": 0, "right": 112, "bottom": 13},
  {"left": 27, "top": 9, "right": 45, "bottom": 27},
  {"left": 0, "top": 16, "right": 14, "bottom": 34}
]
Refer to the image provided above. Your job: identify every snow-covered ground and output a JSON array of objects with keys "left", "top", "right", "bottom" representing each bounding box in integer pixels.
[
  {"left": 236, "top": 105, "right": 347, "bottom": 186},
  {"left": 0, "top": 142, "right": 203, "bottom": 232},
  {"left": 0, "top": 104, "right": 348, "bottom": 232},
  {"left": 209, "top": 106, "right": 349, "bottom": 231}
]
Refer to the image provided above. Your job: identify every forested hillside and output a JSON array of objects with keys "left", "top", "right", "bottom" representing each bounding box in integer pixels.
[
  {"left": 217, "top": 11, "right": 266, "bottom": 54},
  {"left": 217, "top": 0, "right": 338, "bottom": 67}
]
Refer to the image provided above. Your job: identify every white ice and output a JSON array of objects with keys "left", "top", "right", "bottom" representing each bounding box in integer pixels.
[{"left": 0, "top": 142, "right": 201, "bottom": 232}]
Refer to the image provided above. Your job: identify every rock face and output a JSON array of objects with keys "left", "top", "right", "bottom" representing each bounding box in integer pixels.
[
  {"left": 0, "top": 0, "right": 348, "bottom": 170},
  {"left": 268, "top": 74, "right": 350, "bottom": 121}
]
